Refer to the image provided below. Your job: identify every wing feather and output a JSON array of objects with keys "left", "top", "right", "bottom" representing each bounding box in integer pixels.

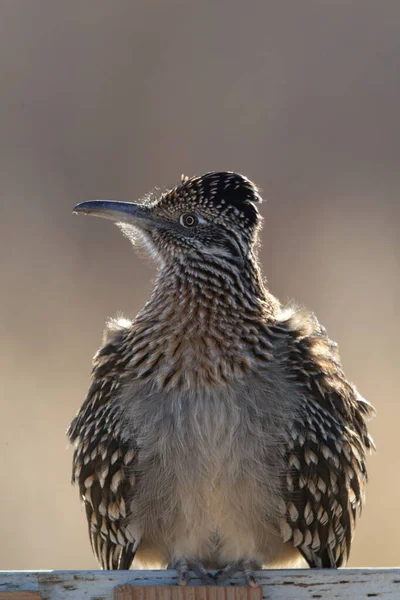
[
  {"left": 68, "top": 323, "right": 139, "bottom": 569},
  {"left": 274, "top": 310, "right": 374, "bottom": 567}
]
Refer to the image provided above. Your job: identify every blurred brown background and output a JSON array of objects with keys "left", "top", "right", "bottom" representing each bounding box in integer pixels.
[{"left": 0, "top": 0, "right": 398, "bottom": 569}]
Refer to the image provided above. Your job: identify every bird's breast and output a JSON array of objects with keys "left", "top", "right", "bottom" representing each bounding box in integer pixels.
[
  {"left": 126, "top": 317, "right": 262, "bottom": 393},
  {"left": 120, "top": 376, "right": 287, "bottom": 565}
]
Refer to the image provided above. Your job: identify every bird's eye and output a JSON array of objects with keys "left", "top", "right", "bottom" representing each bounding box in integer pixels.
[{"left": 180, "top": 213, "right": 198, "bottom": 228}]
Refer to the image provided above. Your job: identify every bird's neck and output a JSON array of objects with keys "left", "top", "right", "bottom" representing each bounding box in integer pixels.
[
  {"left": 125, "top": 256, "right": 279, "bottom": 390},
  {"left": 138, "top": 255, "right": 277, "bottom": 328}
]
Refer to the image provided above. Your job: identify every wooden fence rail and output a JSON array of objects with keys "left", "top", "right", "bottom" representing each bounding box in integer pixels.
[{"left": 0, "top": 569, "right": 399, "bottom": 600}]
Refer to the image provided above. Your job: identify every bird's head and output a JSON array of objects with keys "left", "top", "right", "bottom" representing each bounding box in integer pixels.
[{"left": 73, "top": 172, "right": 263, "bottom": 268}]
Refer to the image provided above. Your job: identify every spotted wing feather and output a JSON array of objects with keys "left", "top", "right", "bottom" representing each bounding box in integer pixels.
[
  {"left": 275, "top": 311, "right": 375, "bottom": 567},
  {"left": 68, "top": 325, "right": 138, "bottom": 569}
]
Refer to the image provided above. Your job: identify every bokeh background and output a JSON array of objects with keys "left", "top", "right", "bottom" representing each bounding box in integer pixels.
[{"left": 0, "top": 0, "right": 399, "bottom": 569}]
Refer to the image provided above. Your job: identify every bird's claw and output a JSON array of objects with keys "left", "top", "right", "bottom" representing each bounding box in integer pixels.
[
  {"left": 173, "top": 558, "right": 216, "bottom": 586},
  {"left": 215, "top": 559, "right": 260, "bottom": 587}
]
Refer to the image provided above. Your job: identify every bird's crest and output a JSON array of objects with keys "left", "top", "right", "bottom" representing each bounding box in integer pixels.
[{"left": 170, "top": 171, "right": 262, "bottom": 225}]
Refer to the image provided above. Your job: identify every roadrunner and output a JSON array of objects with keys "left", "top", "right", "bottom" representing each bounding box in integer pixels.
[{"left": 68, "top": 172, "right": 375, "bottom": 585}]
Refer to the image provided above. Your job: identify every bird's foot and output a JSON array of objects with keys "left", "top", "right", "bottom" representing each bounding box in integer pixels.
[
  {"left": 215, "top": 559, "right": 260, "bottom": 587},
  {"left": 172, "top": 558, "right": 216, "bottom": 586}
]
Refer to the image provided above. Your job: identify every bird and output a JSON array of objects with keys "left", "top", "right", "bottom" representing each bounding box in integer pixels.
[{"left": 68, "top": 171, "right": 375, "bottom": 586}]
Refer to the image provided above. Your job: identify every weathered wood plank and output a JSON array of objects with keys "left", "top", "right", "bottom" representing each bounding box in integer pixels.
[
  {"left": 114, "top": 586, "right": 262, "bottom": 600},
  {"left": 0, "top": 593, "right": 43, "bottom": 599},
  {"left": 0, "top": 570, "right": 399, "bottom": 600}
]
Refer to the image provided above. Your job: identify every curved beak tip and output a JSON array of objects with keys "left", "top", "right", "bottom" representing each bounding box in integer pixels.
[{"left": 72, "top": 202, "right": 90, "bottom": 215}]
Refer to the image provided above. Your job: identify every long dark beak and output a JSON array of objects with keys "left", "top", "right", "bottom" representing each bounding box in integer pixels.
[{"left": 73, "top": 200, "right": 150, "bottom": 225}]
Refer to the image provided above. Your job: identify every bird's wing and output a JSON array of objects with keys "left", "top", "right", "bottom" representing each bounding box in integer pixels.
[
  {"left": 68, "top": 323, "right": 138, "bottom": 569},
  {"left": 273, "top": 310, "right": 375, "bottom": 567}
]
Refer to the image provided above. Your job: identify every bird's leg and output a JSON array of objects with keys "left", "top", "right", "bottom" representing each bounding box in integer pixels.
[
  {"left": 173, "top": 558, "right": 190, "bottom": 586},
  {"left": 171, "top": 558, "right": 216, "bottom": 586},
  {"left": 215, "top": 559, "right": 260, "bottom": 587},
  {"left": 191, "top": 561, "right": 216, "bottom": 584}
]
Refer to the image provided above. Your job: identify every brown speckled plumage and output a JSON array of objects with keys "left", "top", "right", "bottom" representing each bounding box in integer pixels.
[{"left": 68, "top": 172, "right": 375, "bottom": 584}]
